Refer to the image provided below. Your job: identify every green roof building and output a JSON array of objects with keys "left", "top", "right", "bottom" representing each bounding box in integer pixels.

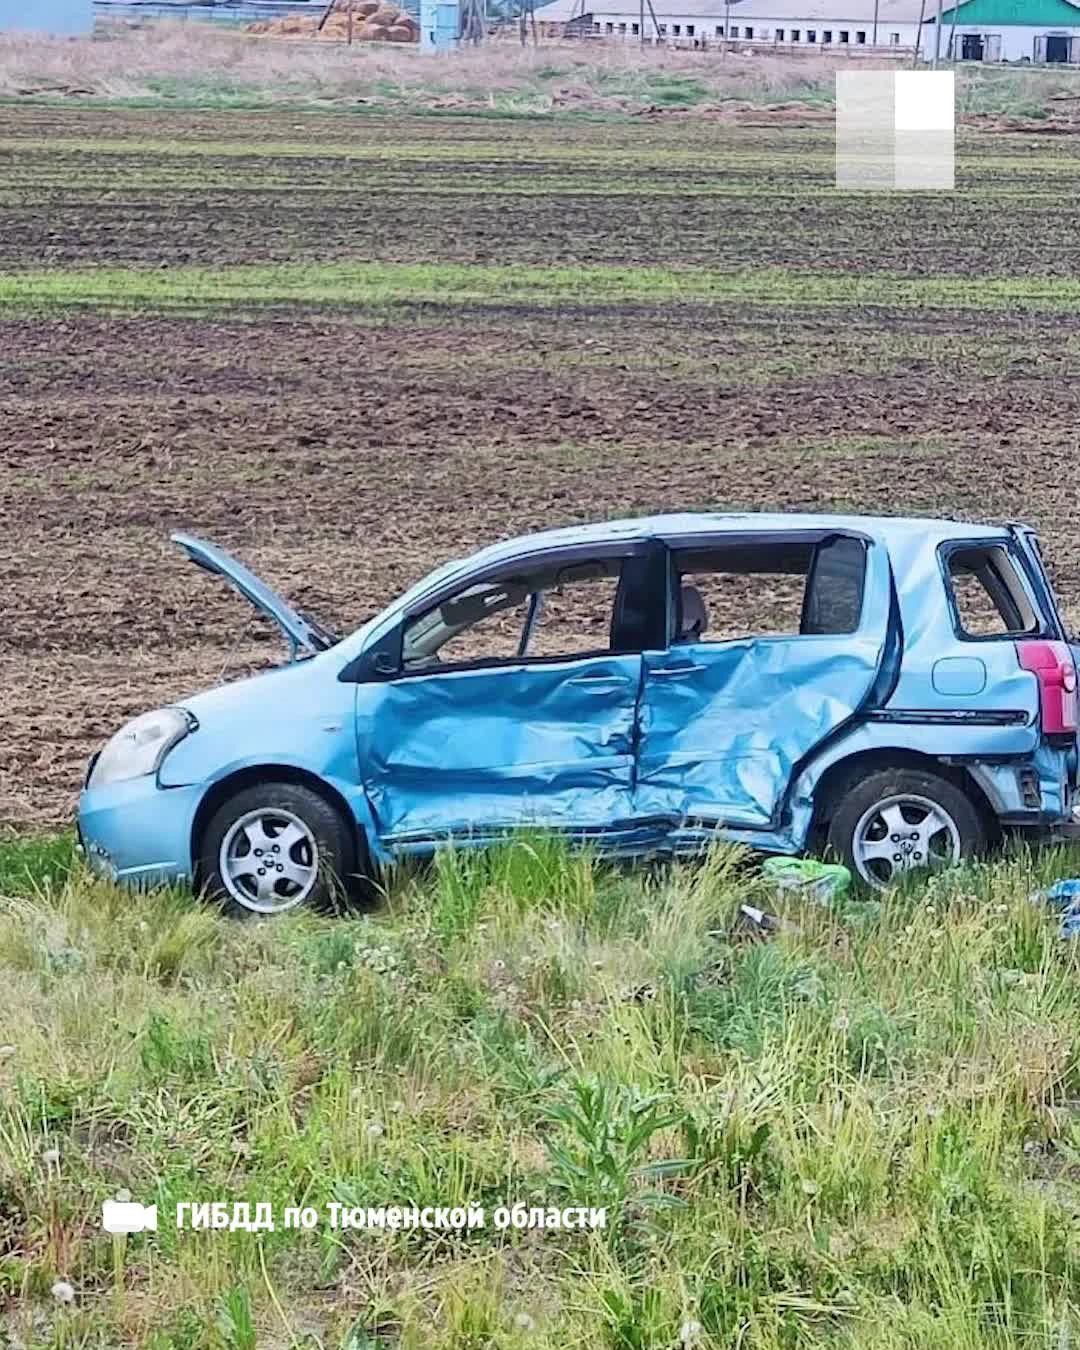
[{"left": 930, "top": 0, "right": 1080, "bottom": 59}]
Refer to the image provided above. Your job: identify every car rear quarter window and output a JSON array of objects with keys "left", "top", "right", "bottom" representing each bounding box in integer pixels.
[
  {"left": 672, "top": 535, "right": 866, "bottom": 642},
  {"left": 945, "top": 544, "right": 1041, "bottom": 638}
]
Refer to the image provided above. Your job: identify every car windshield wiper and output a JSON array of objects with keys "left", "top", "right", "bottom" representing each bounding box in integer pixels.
[{"left": 299, "top": 612, "right": 340, "bottom": 650}]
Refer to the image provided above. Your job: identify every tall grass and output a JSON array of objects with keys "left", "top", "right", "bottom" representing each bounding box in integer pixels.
[
  {"left": 1, "top": 25, "right": 1077, "bottom": 115},
  {"left": 4, "top": 832, "right": 1080, "bottom": 1346},
  {"left": 0, "top": 24, "right": 844, "bottom": 110}
]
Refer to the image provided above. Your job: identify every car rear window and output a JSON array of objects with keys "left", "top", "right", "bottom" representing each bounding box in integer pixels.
[{"left": 945, "top": 544, "right": 1041, "bottom": 638}]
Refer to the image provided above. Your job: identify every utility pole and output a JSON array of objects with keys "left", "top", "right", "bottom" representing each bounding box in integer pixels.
[
  {"left": 871, "top": 0, "right": 878, "bottom": 45},
  {"left": 933, "top": 0, "right": 942, "bottom": 64},
  {"left": 723, "top": 0, "right": 730, "bottom": 51},
  {"left": 913, "top": 0, "right": 927, "bottom": 64}
]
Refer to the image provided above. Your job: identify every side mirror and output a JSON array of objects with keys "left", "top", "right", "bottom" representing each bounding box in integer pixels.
[{"left": 338, "top": 630, "right": 402, "bottom": 684}]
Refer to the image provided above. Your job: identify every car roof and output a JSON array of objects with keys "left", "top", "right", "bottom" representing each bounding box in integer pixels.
[{"left": 467, "top": 512, "right": 1013, "bottom": 568}]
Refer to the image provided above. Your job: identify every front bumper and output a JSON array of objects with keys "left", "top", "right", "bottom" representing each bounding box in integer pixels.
[{"left": 78, "top": 774, "right": 203, "bottom": 888}]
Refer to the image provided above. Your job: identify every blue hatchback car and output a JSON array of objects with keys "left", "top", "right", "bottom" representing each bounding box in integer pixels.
[{"left": 78, "top": 513, "right": 1079, "bottom": 913}]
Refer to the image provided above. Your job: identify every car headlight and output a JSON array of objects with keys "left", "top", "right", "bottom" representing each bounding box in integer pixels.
[{"left": 87, "top": 708, "right": 194, "bottom": 789}]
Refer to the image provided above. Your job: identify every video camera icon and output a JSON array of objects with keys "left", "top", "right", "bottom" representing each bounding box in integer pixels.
[{"left": 101, "top": 1200, "right": 157, "bottom": 1234}]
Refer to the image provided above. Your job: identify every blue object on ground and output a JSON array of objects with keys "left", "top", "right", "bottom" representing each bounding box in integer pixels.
[{"left": 1031, "top": 879, "right": 1080, "bottom": 937}]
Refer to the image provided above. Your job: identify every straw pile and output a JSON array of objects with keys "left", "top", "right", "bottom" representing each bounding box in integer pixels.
[{"left": 248, "top": 1, "right": 419, "bottom": 42}]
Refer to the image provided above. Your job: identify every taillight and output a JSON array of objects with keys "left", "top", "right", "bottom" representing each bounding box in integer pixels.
[{"left": 1016, "top": 640, "right": 1078, "bottom": 734}]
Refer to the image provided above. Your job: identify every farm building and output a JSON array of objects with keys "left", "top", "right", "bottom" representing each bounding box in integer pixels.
[
  {"left": 684, "top": 0, "right": 928, "bottom": 48},
  {"left": 932, "top": 0, "right": 1080, "bottom": 60},
  {"left": 0, "top": 0, "right": 93, "bottom": 32},
  {"left": 532, "top": 0, "right": 728, "bottom": 40},
  {"left": 533, "top": 0, "right": 1080, "bottom": 54},
  {"left": 532, "top": 0, "right": 928, "bottom": 44}
]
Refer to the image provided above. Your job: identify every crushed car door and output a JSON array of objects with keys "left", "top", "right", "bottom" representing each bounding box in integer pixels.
[
  {"left": 353, "top": 545, "right": 665, "bottom": 851},
  {"left": 635, "top": 531, "right": 892, "bottom": 831}
]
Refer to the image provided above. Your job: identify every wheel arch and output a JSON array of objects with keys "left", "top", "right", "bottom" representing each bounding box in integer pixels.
[
  {"left": 190, "top": 764, "right": 371, "bottom": 886},
  {"left": 807, "top": 747, "right": 1000, "bottom": 849}
]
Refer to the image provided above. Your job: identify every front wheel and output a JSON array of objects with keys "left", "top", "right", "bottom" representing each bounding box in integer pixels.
[
  {"left": 826, "top": 768, "right": 987, "bottom": 891},
  {"left": 198, "top": 781, "right": 357, "bottom": 917}
]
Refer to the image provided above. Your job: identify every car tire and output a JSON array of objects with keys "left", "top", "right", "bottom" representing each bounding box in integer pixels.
[
  {"left": 198, "top": 781, "right": 358, "bottom": 918},
  {"left": 826, "top": 767, "right": 987, "bottom": 891}
]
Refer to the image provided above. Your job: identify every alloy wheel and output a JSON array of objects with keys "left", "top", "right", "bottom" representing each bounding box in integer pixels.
[
  {"left": 219, "top": 807, "right": 319, "bottom": 914},
  {"left": 851, "top": 793, "right": 961, "bottom": 890}
]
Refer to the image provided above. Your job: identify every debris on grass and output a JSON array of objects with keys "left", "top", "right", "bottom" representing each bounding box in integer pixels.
[
  {"left": 1030, "top": 878, "right": 1080, "bottom": 938},
  {"left": 762, "top": 856, "right": 852, "bottom": 904}
]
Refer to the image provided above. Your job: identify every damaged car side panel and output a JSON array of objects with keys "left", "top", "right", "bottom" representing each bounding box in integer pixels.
[
  {"left": 356, "top": 654, "right": 643, "bottom": 844},
  {"left": 634, "top": 531, "right": 892, "bottom": 832}
]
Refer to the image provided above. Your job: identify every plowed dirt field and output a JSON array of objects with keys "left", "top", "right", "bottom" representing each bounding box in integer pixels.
[{"left": 3, "top": 105, "right": 1079, "bottom": 827}]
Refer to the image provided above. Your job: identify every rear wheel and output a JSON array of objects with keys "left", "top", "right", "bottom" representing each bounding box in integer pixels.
[
  {"left": 826, "top": 767, "right": 987, "bottom": 891},
  {"left": 198, "top": 781, "right": 357, "bottom": 917}
]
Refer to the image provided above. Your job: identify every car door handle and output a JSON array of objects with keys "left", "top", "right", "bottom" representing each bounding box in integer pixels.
[
  {"left": 567, "top": 674, "right": 631, "bottom": 688},
  {"left": 651, "top": 664, "right": 705, "bottom": 677}
]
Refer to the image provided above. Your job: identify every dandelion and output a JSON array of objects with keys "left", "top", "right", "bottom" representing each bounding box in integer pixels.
[
  {"left": 832, "top": 1011, "right": 850, "bottom": 1033},
  {"left": 678, "top": 1320, "right": 703, "bottom": 1346},
  {"left": 366, "top": 1121, "right": 384, "bottom": 1140},
  {"left": 513, "top": 1312, "right": 536, "bottom": 1332},
  {"left": 115, "top": 1188, "right": 131, "bottom": 1203},
  {"left": 389, "top": 1100, "right": 405, "bottom": 1114},
  {"left": 0, "top": 1045, "right": 14, "bottom": 1059},
  {"left": 51, "top": 1280, "right": 75, "bottom": 1305},
  {"left": 800, "top": 1179, "right": 820, "bottom": 1196},
  {"left": 42, "top": 1147, "right": 60, "bottom": 1166}
]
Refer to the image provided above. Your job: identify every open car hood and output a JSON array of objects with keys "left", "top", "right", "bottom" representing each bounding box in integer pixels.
[{"left": 172, "top": 532, "right": 337, "bottom": 658}]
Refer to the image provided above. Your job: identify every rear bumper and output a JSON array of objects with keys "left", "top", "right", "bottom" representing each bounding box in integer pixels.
[
  {"left": 968, "top": 743, "right": 1076, "bottom": 825},
  {"left": 78, "top": 775, "right": 203, "bottom": 888}
]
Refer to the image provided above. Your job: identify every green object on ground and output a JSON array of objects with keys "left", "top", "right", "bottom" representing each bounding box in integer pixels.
[{"left": 762, "top": 857, "right": 852, "bottom": 902}]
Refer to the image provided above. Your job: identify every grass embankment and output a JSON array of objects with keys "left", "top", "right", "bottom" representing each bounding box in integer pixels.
[
  {"left": 4, "top": 833, "right": 1080, "bottom": 1347},
  {"left": 1, "top": 24, "right": 1079, "bottom": 118}
]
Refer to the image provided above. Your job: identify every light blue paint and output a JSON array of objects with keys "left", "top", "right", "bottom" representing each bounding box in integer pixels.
[
  {"left": 78, "top": 512, "right": 1079, "bottom": 896},
  {"left": 932, "top": 656, "right": 987, "bottom": 696},
  {"left": 418, "top": 0, "right": 458, "bottom": 47},
  {"left": 1, "top": 0, "right": 92, "bottom": 34}
]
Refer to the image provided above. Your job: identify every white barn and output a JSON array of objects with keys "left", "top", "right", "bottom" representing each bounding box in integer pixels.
[
  {"left": 533, "top": 0, "right": 1080, "bottom": 55},
  {"left": 698, "top": 0, "right": 927, "bottom": 47},
  {"left": 532, "top": 0, "right": 928, "bottom": 44},
  {"left": 533, "top": 0, "right": 735, "bottom": 42}
]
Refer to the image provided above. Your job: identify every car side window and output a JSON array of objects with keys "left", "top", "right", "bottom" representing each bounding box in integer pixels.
[
  {"left": 527, "top": 572, "right": 621, "bottom": 658},
  {"left": 401, "top": 558, "right": 624, "bottom": 672},
  {"left": 671, "top": 537, "right": 866, "bottom": 643},
  {"left": 946, "top": 545, "right": 1040, "bottom": 637}
]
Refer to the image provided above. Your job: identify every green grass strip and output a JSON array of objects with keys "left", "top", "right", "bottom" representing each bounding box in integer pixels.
[{"left": 5, "top": 260, "right": 1080, "bottom": 313}]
